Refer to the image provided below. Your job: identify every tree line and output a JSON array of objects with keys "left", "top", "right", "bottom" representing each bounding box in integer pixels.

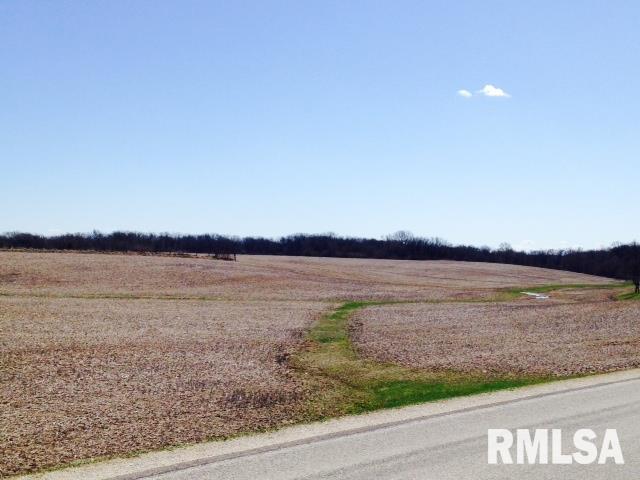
[{"left": 1, "top": 230, "right": 639, "bottom": 289}]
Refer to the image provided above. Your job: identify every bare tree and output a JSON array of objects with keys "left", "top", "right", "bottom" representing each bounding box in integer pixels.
[
  {"left": 631, "top": 259, "right": 640, "bottom": 294},
  {"left": 386, "top": 230, "right": 415, "bottom": 243},
  {"left": 612, "top": 243, "right": 640, "bottom": 293}
]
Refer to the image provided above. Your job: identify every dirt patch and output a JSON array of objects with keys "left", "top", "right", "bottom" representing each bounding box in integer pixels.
[
  {"left": 0, "top": 297, "right": 328, "bottom": 476},
  {"left": 352, "top": 301, "right": 640, "bottom": 376}
]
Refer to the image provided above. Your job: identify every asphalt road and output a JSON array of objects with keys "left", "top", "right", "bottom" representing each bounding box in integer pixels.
[{"left": 145, "top": 377, "right": 640, "bottom": 480}]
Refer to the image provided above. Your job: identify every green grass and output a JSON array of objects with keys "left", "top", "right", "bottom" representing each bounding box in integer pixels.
[
  {"left": 498, "top": 282, "right": 629, "bottom": 300},
  {"left": 617, "top": 290, "right": 640, "bottom": 301},
  {"left": 293, "top": 301, "right": 547, "bottom": 417},
  {"left": 300, "top": 280, "right": 631, "bottom": 414},
  {"left": 363, "top": 377, "right": 538, "bottom": 411},
  {"left": 308, "top": 301, "right": 378, "bottom": 344}
]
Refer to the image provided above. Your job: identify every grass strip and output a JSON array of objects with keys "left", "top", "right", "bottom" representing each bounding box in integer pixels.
[
  {"left": 617, "top": 291, "right": 640, "bottom": 301},
  {"left": 497, "top": 282, "right": 630, "bottom": 301},
  {"left": 294, "top": 301, "right": 546, "bottom": 416},
  {"left": 502, "top": 281, "right": 638, "bottom": 302}
]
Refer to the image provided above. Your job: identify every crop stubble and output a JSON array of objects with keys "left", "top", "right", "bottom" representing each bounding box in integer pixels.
[
  {"left": 352, "top": 300, "right": 640, "bottom": 376},
  {"left": 0, "top": 251, "right": 621, "bottom": 475}
]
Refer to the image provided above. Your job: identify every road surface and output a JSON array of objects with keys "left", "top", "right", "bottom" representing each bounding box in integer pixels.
[{"left": 140, "top": 376, "right": 640, "bottom": 479}]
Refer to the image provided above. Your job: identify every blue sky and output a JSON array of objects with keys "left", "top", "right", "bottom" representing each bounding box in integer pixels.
[{"left": 1, "top": 1, "right": 638, "bottom": 250}]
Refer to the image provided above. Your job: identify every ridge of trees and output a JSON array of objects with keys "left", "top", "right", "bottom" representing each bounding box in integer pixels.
[{"left": 1, "top": 230, "right": 639, "bottom": 285}]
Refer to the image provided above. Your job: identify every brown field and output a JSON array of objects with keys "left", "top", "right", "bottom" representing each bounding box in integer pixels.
[
  {"left": 1, "top": 296, "right": 329, "bottom": 475},
  {"left": 0, "top": 250, "right": 623, "bottom": 475},
  {"left": 352, "top": 301, "right": 640, "bottom": 376},
  {"left": 0, "top": 251, "right": 613, "bottom": 301}
]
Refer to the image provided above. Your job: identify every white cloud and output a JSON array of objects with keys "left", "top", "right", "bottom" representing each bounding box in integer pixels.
[
  {"left": 478, "top": 84, "right": 510, "bottom": 98},
  {"left": 457, "top": 89, "right": 472, "bottom": 98}
]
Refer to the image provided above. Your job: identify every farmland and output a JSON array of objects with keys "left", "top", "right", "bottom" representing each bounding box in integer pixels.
[
  {"left": 352, "top": 301, "right": 640, "bottom": 376},
  {"left": 0, "top": 250, "right": 634, "bottom": 476},
  {"left": 0, "top": 251, "right": 615, "bottom": 301},
  {"left": 1, "top": 297, "right": 330, "bottom": 475}
]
